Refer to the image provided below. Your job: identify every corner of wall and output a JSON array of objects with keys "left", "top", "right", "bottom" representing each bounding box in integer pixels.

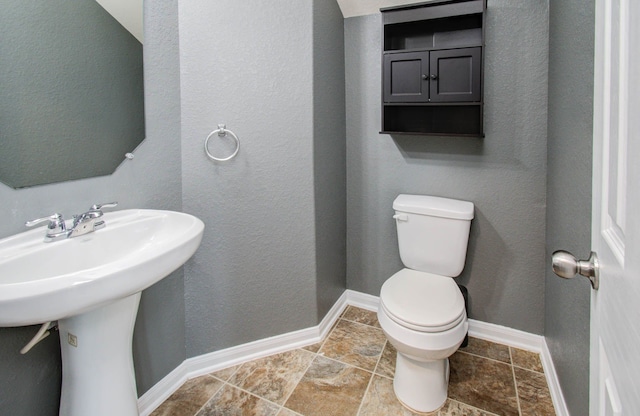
[
  {"left": 544, "top": 0, "right": 594, "bottom": 414},
  {"left": 312, "top": 0, "right": 348, "bottom": 320}
]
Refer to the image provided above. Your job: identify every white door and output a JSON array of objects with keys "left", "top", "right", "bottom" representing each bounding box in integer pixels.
[{"left": 590, "top": 0, "right": 640, "bottom": 414}]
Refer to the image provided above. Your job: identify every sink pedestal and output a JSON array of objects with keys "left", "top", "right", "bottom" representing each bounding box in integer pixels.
[{"left": 58, "top": 293, "right": 141, "bottom": 416}]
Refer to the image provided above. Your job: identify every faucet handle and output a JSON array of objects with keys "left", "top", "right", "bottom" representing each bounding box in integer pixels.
[
  {"left": 25, "top": 213, "right": 66, "bottom": 231},
  {"left": 90, "top": 202, "right": 118, "bottom": 211},
  {"left": 83, "top": 202, "right": 117, "bottom": 231}
]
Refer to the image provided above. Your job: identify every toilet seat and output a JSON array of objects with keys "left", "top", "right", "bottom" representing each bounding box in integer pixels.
[{"left": 380, "top": 269, "right": 465, "bottom": 333}]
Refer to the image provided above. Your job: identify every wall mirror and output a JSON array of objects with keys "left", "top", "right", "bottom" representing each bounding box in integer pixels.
[{"left": 0, "top": 0, "right": 144, "bottom": 189}]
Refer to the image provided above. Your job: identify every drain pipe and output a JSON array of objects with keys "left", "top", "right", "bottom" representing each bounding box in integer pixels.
[{"left": 20, "top": 321, "right": 58, "bottom": 354}]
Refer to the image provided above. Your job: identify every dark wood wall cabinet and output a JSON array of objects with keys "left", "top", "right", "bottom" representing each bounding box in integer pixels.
[{"left": 380, "top": 0, "right": 487, "bottom": 137}]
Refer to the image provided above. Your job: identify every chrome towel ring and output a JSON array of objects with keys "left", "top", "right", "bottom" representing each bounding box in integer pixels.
[{"left": 204, "top": 124, "right": 240, "bottom": 162}]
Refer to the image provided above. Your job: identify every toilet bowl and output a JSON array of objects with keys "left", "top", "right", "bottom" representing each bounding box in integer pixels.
[
  {"left": 378, "top": 269, "right": 468, "bottom": 412},
  {"left": 378, "top": 195, "right": 474, "bottom": 413}
]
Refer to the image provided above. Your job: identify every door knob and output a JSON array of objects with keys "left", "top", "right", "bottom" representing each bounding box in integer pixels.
[{"left": 551, "top": 250, "right": 599, "bottom": 290}]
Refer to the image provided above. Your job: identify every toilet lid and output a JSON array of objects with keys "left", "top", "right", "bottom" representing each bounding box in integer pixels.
[{"left": 380, "top": 269, "right": 466, "bottom": 332}]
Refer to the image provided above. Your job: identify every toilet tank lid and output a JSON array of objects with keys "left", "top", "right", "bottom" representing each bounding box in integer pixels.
[{"left": 393, "top": 194, "right": 474, "bottom": 220}]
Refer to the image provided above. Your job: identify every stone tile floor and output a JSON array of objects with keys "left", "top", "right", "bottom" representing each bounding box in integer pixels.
[{"left": 151, "top": 306, "right": 556, "bottom": 416}]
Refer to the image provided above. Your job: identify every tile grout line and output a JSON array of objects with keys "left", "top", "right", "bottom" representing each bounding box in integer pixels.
[
  {"left": 457, "top": 349, "right": 517, "bottom": 368},
  {"left": 215, "top": 379, "right": 291, "bottom": 415},
  {"left": 315, "top": 353, "right": 376, "bottom": 379},
  {"left": 355, "top": 339, "right": 388, "bottom": 416},
  {"left": 198, "top": 354, "right": 306, "bottom": 416},
  {"left": 509, "top": 347, "right": 523, "bottom": 416},
  {"left": 190, "top": 374, "right": 227, "bottom": 416},
  {"left": 354, "top": 372, "right": 375, "bottom": 416},
  {"left": 276, "top": 348, "right": 321, "bottom": 415},
  {"left": 458, "top": 347, "right": 546, "bottom": 375},
  {"left": 341, "top": 305, "right": 384, "bottom": 330},
  {"left": 448, "top": 398, "right": 502, "bottom": 416},
  {"left": 319, "top": 317, "right": 387, "bottom": 375},
  {"left": 512, "top": 364, "right": 545, "bottom": 375},
  {"left": 274, "top": 314, "right": 352, "bottom": 416},
  {"left": 340, "top": 317, "right": 380, "bottom": 328},
  {"left": 340, "top": 318, "right": 382, "bottom": 331},
  {"left": 275, "top": 310, "right": 355, "bottom": 415},
  {"left": 318, "top": 307, "right": 386, "bottom": 415}
]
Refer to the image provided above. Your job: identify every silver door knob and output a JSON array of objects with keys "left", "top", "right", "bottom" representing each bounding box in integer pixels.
[{"left": 551, "top": 250, "right": 599, "bottom": 290}]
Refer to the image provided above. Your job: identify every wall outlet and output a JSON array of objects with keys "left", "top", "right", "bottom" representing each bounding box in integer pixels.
[{"left": 68, "top": 333, "right": 78, "bottom": 348}]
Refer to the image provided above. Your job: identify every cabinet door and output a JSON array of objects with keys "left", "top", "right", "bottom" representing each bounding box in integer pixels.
[
  {"left": 429, "top": 47, "right": 481, "bottom": 102},
  {"left": 383, "top": 51, "right": 430, "bottom": 102}
]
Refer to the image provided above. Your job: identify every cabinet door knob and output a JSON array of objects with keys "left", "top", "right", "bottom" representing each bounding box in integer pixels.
[
  {"left": 430, "top": 74, "right": 438, "bottom": 80},
  {"left": 422, "top": 74, "right": 428, "bottom": 80}
]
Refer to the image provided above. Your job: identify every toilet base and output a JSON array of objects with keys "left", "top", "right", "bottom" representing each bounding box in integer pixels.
[{"left": 393, "top": 352, "right": 449, "bottom": 413}]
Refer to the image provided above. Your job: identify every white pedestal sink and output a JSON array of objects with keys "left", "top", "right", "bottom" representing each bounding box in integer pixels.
[{"left": 0, "top": 209, "right": 204, "bottom": 416}]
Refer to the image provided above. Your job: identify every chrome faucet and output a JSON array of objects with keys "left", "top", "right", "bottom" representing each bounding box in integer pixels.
[
  {"left": 70, "top": 202, "right": 118, "bottom": 237},
  {"left": 26, "top": 202, "right": 118, "bottom": 242}
]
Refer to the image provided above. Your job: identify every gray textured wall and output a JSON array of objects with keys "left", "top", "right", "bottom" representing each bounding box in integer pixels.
[
  {"left": 545, "top": 0, "right": 594, "bottom": 414},
  {"left": 0, "top": 0, "right": 183, "bottom": 414},
  {"left": 132, "top": 0, "right": 184, "bottom": 395},
  {"left": 345, "top": 0, "right": 549, "bottom": 334},
  {"left": 313, "top": 0, "right": 348, "bottom": 319},
  {"left": 178, "top": 0, "right": 346, "bottom": 357},
  {"left": 0, "top": 0, "right": 144, "bottom": 188}
]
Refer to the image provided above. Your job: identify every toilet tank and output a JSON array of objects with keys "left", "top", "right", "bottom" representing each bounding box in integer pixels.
[{"left": 393, "top": 194, "right": 474, "bottom": 277}]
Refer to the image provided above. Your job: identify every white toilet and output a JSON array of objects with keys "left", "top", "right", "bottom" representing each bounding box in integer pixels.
[{"left": 378, "top": 194, "right": 474, "bottom": 413}]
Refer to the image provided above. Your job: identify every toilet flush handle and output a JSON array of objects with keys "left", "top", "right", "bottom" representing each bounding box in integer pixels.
[{"left": 393, "top": 214, "right": 408, "bottom": 222}]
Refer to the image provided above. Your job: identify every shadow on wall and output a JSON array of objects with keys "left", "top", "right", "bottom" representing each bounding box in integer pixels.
[
  {"left": 391, "top": 134, "right": 485, "bottom": 161},
  {"left": 391, "top": 132, "right": 536, "bottom": 173},
  {"left": 456, "top": 208, "right": 510, "bottom": 321},
  {"left": 0, "top": 325, "right": 62, "bottom": 414}
]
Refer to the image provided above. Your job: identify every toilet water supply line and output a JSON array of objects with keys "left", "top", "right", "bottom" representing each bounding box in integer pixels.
[{"left": 20, "top": 321, "right": 57, "bottom": 354}]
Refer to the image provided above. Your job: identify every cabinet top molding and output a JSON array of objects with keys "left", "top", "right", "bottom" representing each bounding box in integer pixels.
[
  {"left": 380, "top": 0, "right": 484, "bottom": 13},
  {"left": 382, "top": 0, "right": 485, "bottom": 26}
]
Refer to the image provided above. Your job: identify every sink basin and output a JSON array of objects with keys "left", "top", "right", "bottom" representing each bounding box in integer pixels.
[
  {"left": 0, "top": 209, "right": 203, "bottom": 326},
  {"left": 0, "top": 209, "right": 204, "bottom": 416}
]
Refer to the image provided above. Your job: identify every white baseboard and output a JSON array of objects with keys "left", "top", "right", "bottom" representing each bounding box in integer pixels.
[
  {"left": 137, "top": 362, "right": 188, "bottom": 416},
  {"left": 540, "top": 338, "right": 571, "bottom": 416},
  {"left": 467, "top": 319, "right": 544, "bottom": 352},
  {"left": 345, "top": 289, "right": 380, "bottom": 311},
  {"left": 138, "top": 290, "right": 568, "bottom": 416},
  {"left": 138, "top": 291, "right": 349, "bottom": 415},
  {"left": 184, "top": 290, "right": 349, "bottom": 379}
]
